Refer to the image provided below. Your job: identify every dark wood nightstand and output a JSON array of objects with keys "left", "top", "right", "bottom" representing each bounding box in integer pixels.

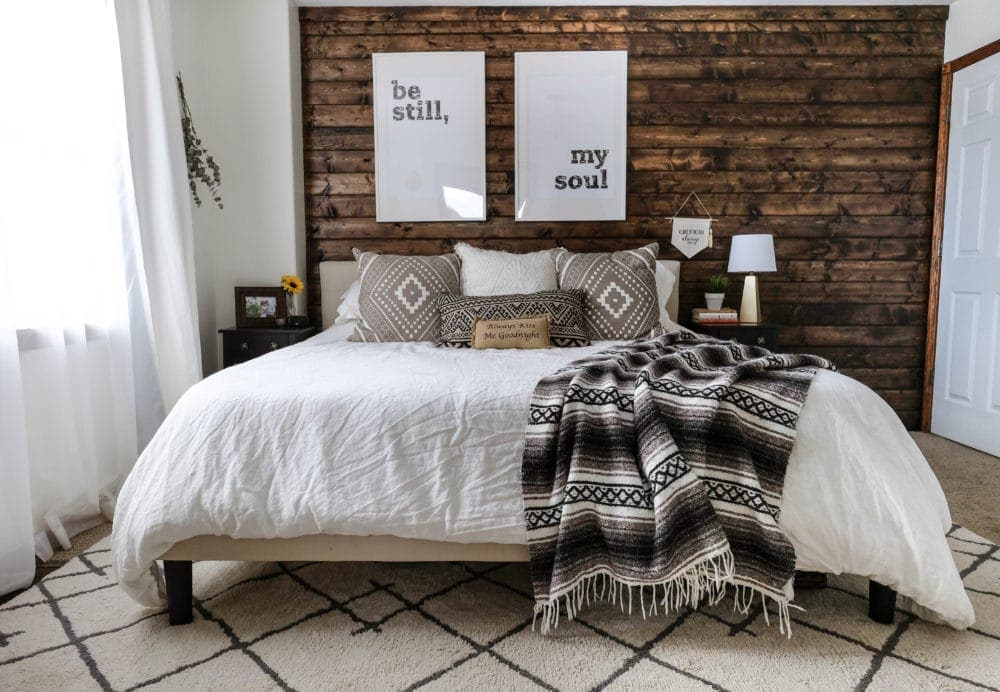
[
  {"left": 690, "top": 323, "right": 781, "bottom": 351},
  {"left": 219, "top": 326, "right": 316, "bottom": 368}
]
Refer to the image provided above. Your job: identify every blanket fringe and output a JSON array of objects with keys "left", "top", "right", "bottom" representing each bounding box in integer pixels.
[{"left": 532, "top": 550, "right": 794, "bottom": 638}]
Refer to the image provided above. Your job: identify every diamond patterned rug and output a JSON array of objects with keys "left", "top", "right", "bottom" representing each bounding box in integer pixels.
[{"left": 1, "top": 526, "right": 997, "bottom": 691}]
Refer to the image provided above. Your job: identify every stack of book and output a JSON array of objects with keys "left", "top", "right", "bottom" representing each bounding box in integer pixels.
[{"left": 692, "top": 308, "right": 738, "bottom": 325}]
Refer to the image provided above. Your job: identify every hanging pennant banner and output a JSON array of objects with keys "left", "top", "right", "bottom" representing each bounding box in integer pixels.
[{"left": 671, "top": 216, "right": 713, "bottom": 258}]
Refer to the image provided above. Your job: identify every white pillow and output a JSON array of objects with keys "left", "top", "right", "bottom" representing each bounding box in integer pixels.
[
  {"left": 454, "top": 242, "right": 557, "bottom": 296},
  {"left": 655, "top": 261, "right": 679, "bottom": 329},
  {"left": 333, "top": 279, "right": 361, "bottom": 325}
]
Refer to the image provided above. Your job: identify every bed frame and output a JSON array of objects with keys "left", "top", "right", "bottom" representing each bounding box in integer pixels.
[{"left": 160, "top": 259, "right": 897, "bottom": 627}]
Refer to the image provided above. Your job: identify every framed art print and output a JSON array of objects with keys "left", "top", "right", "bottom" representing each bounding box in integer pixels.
[
  {"left": 515, "top": 51, "right": 627, "bottom": 221},
  {"left": 234, "top": 287, "right": 286, "bottom": 328},
  {"left": 372, "top": 52, "right": 486, "bottom": 222}
]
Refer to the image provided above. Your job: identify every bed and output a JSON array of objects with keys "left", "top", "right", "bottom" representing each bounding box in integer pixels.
[{"left": 111, "top": 260, "right": 974, "bottom": 631}]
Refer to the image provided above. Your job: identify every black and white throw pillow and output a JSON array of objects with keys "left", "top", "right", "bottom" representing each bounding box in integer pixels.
[{"left": 437, "top": 290, "right": 590, "bottom": 348}]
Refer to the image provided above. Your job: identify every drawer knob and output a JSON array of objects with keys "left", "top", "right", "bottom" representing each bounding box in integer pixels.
[
  {"left": 269, "top": 341, "right": 279, "bottom": 350},
  {"left": 756, "top": 336, "right": 767, "bottom": 345},
  {"left": 240, "top": 341, "right": 249, "bottom": 350}
]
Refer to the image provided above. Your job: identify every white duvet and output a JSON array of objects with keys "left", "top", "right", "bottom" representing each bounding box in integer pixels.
[{"left": 112, "top": 324, "right": 974, "bottom": 628}]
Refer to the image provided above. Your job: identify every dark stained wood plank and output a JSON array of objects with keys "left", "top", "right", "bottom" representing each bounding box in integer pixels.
[
  {"left": 304, "top": 169, "right": 934, "bottom": 194},
  {"left": 300, "top": 6, "right": 949, "bottom": 23},
  {"left": 626, "top": 125, "right": 937, "bottom": 149},
  {"left": 303, "top": 56, "right": 942, "bottom": 82},
  {"left": 306, "top": 219, "right": 930, "bottom": 259},
  {"left": 305, "top": 103, "right": 939, "bottom": 129},
  {"left": 302, "top": 19, "right": 946, "bottom": 37},
  {"left": 780, "top": 325, "right": 925, "bottom": 347},
  {"left": 797, "top": 346, "right": 924, "bottom": 368},
  {"left": 306, "top": 192, "right": 933, "bottom": 219},
  {"left": 765, "top": 302, "right": 927, "bottom": 326},
  {"left": 305, "top": 122, "right": 939, "bottom": 151},
  {"left": 303, "top": 143, "right": 937, "bottom": 173},
  {"left": 305, "top": 78, "right": 940, "bottom": 107},
  {"left": 301, "top": 32, "right": 939, "bottom": 60},
  {"left": 834, "top": 368, "right": 923, "bottom": 389},
  {"left": 628, "top": 148, "right": 936, "bottom": 172},
  {"left": 305, "top": 213, "right": 933, "bottom": 241}
]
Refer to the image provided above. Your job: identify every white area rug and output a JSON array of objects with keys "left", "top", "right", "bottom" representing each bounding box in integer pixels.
[{"left": 1, "top": 526, "right": 997, "bottom": 691}]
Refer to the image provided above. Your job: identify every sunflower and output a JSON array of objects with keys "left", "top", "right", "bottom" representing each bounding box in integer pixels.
[{"left": 281, "top": 274, "right": 304, "bottom": 295}]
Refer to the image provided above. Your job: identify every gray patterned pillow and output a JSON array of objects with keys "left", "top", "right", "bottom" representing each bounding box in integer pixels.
[
  {"left": 437, "top": 290, "right": 590, "bottom": 348},
  {"left": 553, "top": 243, "right": 660, "bottom": 340},
  {"left": 349, "top": 250, "right": 461, "bottom": 342}
]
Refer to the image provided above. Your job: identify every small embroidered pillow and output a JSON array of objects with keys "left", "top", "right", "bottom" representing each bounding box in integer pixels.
[
  {"left": 472, "top": 316, "right": 551, "bottom": 350},
  {"left": 553, "top": 243, "right": 660, "bottom": 340},
  {"left": 437, "top": 290, "right": 590, "bottom": 348}
]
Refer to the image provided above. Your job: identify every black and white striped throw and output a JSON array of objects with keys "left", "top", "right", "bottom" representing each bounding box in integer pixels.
[{"left": 522, "top": 331, "right": 835, "bottom": 635}]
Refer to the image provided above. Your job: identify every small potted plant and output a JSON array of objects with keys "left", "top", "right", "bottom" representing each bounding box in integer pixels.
[{"left": 705, "top": 274, "right": 729, "bottom": 310}]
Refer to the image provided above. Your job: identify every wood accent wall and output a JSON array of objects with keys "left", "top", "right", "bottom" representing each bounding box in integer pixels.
[{"left": 299, "top": 5, "right": 947, "bottom": 429}]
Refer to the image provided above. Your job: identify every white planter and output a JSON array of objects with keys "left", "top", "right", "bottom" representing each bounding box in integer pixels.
[{"left": 705, "top": 293, "right": 725, "bottom": 310}]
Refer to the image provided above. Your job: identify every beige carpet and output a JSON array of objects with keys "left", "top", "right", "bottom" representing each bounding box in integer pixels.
[
  {"left": 914, "top": 432, "right": 1000, "bottom": 544},
  {"left": 1, "top": 526, "right": 997, "bottom": 691}
]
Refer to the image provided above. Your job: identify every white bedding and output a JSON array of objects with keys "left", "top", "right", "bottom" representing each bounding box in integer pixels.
[{"left": 111, "top": 324, "right": 974, "bottom": 628}]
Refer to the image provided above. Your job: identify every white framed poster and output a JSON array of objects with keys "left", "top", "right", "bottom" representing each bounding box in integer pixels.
[
  {"left": 373, "top": 52, "right": 486, "bottom": 222},
  {"left": 514, "top": 51, "right": 627, "bottom": 221}
]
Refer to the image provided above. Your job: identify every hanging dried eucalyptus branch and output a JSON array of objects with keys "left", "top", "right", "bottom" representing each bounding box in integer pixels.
[{"left": 177, "top": 73, "right": 223, "bottom": 209}]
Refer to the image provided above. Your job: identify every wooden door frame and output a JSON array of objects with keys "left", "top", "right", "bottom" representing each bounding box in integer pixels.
[{"left": 921, "top": 38, "right": 1000, "bottom": 431}]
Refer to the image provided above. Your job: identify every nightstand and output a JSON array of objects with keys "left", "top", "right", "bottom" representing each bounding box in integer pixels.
[
  {"left": 690, "top": 323, "right": 781, "bottom": 351},
  {"left": 219, "top": 326, "right": 316, "bottom": 368}
]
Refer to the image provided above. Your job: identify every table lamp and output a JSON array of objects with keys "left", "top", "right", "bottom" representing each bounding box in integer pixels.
[{"left": 727, "top": 234, "right": 776, "bottom": 325}]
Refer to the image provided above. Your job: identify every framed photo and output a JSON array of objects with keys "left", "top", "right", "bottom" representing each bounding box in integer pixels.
[
  {"left": 372, "top": 51, "right": 486, "bottom": 222},
  {"left": 515, "top": 51, "right": 628, "bottom": 221},
  {"left": 235, "top": 287, "right": 286, "bottom": 328}
]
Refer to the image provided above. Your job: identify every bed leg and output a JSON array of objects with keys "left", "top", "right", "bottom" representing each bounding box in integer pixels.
[
  {"left": 794, "top": 571, "right": 828, "bottom": 590},
  {"left": 164, "top": 560, "right": 193, "bottom": 626},
  {"left": 868, "top": 580, "right": 896, "bottom": 624}
]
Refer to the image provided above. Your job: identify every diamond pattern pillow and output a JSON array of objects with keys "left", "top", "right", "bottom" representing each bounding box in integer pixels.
[
  {"left": 453, "top": 242, "right": 557, "bottom": 296},
  {"left": 553, "top": 243, "right": 660, "bottom": 340},
  {"left": 349, "top": 250, "right": 461, "bottom": 342},
  {"left": 437, "top": 290, "right": 590, "bottom": 348}
]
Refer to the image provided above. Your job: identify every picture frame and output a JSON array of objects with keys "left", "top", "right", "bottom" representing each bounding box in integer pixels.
[
  {"left": 234, "top": 287, "right": 286, "bottom": 328},
  {"left": 514, "top": 51, "right": 628, "bottom": 221},
  {"left": 515, "top": 51, "right": 628, "bottom": 222},
  {"left": 372, "top": 51, "right": 486, "bottom": 222}
]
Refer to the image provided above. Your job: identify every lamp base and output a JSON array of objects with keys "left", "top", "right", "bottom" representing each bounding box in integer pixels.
[{"left": 739, "top": 274, "right": 762, "bottom": 324}]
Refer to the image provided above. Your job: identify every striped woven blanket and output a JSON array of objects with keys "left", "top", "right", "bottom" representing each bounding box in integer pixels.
[{"left": 521, "top": 331, "right": 834, "bottom": 635}]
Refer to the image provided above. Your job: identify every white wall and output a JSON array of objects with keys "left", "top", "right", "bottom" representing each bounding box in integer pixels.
[
  {"left": 944, "top": 0, "right": 1000, "bottom": 62},
  {"left": 169, "top": 0, "right": 305, "bottom": 373}
]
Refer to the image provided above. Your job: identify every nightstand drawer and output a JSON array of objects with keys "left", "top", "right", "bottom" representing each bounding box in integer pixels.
[
  {"left": 219, "top": 326, "right": 316, "bottom": 368},
  {"left": 223, "top": 332, "right": 289, "bottom": 365},
  {"left": 694, "top": 324, "right": 781, "bottom": 351}
]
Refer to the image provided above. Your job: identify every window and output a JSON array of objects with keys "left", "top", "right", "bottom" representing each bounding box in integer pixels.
[{"left": 0, "top": 1, "right": 132, "bottom": 330}]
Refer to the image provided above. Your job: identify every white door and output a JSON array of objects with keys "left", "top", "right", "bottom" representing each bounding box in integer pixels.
[{"left": 932, "top": 51, "right": 1000, "bottom": 457}]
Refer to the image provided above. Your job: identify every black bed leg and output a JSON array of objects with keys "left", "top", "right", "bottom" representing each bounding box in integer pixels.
[
  {"left": 868, "top": 580, "right": 896, "bottom": 624},
  {"left": 164, "top": 560, "right": 193, "bottom": 626}
]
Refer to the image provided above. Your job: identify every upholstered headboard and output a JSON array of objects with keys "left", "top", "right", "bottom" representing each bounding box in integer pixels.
[{"left": 318, "top": 260, "right": 681, "bottom": 330}]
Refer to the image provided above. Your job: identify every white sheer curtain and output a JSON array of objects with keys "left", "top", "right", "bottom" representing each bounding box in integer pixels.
[
  {"left": 116, "top": 0, "right": 204, "bottom": 410},
  {"left": 0, "top": 0, "right": 202, "bottom": 597}
]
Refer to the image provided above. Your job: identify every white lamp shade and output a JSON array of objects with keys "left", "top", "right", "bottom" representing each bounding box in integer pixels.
[{"left": 727, "top": 234, "right": 776, "bottom": 273}]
